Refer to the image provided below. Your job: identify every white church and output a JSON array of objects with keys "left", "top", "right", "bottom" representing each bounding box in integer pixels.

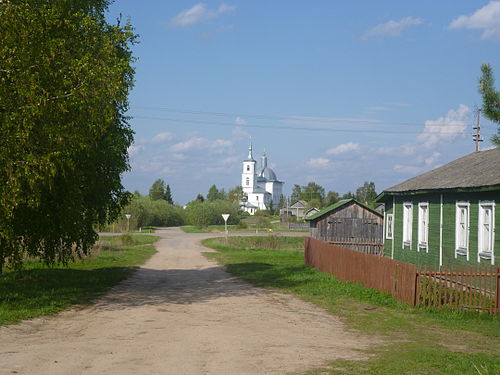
[{"left": 240, "top": 144, "right": 284, "bottom": 215}]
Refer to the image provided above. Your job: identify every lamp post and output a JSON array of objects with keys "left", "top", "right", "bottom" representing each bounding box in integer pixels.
[{"left": 125, "top": 214, "right": 131, "bottom": 233}]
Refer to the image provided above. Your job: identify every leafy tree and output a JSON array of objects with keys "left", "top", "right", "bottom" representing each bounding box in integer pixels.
[
  {"left": 479, "top": 63, "right": 500, "bottom": 147},
  {"left": 0, "top": 0, "right": 136, "bottom": 274},
  {"left": 227, "top": 185, "right": 245, "bottom": 202},
  {"left": 290, "top": 184, "right": 302, "bottom": 204},
  {"left": 300, "top": 182, "right": 325, "bottom": 206},
  {"left": 277, "top": 194, "right": 287, "bottom": 211},
  {"left": 355, "top": 181, "right": 377, "bottom": 206},
  {"left": 149, "top": 179, "right": 167, "bottom": 201},
  {"left": 342, "top": 191, "right": 355, "bottom": 200},
  {"left": 325, "top": 191, "right": 339, "bottom": 206},
  {"left": 195, "top": 194, "right": 205, "bottom": 202},
  {"left": 207, "top": 184, "right": 226, "bottom": 201},
  {"left": 165, "top": 184, "right": 173, "bottom": 204}
]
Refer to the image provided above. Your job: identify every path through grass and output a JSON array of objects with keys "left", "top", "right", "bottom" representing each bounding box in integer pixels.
[
  {"left": 0, "top": 234, "right": 158, "bottom": 326},
  {"left": 203, "top": 237, "right": 500, "bottom": 375}
]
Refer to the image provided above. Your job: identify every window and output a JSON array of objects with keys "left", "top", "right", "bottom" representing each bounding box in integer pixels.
[
  {"left": 478, "top": 201, "right": 495, "bottom": 262},
  {"left": 418, "top": 203, "right": 429, "bottom": 251},
  {"left": 246, "top": 165, "right": 250, "bottom": 171},
  {"left": 246, "top": 177, "right": 250, "bottom": 186},
  {"left": 402, "top": 202, "right": 413, "bottom": 247},
  {"left": 256, "top": 196, "right": 259, "bottom": 201},
  {"left": 455, "top": 202, "right": 469, "bottom": 257},
  {"left": 386, "top": 214, "right": 393, "bottom": 239}
]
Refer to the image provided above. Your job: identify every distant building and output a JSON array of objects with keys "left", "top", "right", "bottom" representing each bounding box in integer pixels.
[{"left": 241, "top": 144, "right": 284, "bottom": 215}]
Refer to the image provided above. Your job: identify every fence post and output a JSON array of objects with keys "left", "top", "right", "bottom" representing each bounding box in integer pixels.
[
  {"left": 414, "top": 268, "right": 419, "bottom": 307},
  {"left": 496, "top": 267, "right": 500, "bottom": 313}
]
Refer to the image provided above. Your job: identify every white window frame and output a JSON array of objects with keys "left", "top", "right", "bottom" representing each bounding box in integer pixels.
[
  {"left": 455, "top": 201, "right": 470, "bottom": 259},
  {"left": 402, "top": 202, "right": 413, "bottom": 248},
  {"left": 386, "top": 214, "right": 394, "bottom": 240},
  {"left": 478, "top": 201, "right": 495, "bottom": 264},
  {"left": 418, "top": 202, "right": 429, "bottom": 252}
]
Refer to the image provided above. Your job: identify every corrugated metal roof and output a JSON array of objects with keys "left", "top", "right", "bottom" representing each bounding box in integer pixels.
[{"left": 383, "top": 148, "right": 500, "bottom": 193}]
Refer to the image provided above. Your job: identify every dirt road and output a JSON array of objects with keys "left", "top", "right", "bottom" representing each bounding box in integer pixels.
[{"left": 0, "top": 228, "right": 376, "bottom": 375}]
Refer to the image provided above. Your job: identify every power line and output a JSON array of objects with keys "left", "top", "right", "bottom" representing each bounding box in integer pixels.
[
  {"left": 133, "top": 115, "right": 495, "bottom": 136},
  {"left": 131, "top": 105, "right": 495, "bottom": 129}
]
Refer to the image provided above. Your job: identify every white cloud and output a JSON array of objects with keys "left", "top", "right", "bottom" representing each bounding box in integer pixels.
[
  {"left": 306, "top": 157, "right": 330, "bottom": 169},
  {"left": 127, "top": 145, "right": 143, "bottom": 157},
  {"left": 235, "top": 116, "right": 246, "bottom": 126},
  {"left": 232, "top": 116, "right": 250, "bottom": 139},
  {"left": 151, "top": 132, "right": 174, "bottom": 144},
  {"left": 211, "top": 139, "right": 233, "bottom": 154},
  {"left": 170, "top": 3, "right": 235, "bottom": 28},
  {"left": 326, "top": 142, "right": 360, "bottom": 155},
  {"left": 362, "top": 17, "right": 423, "bottom": 39},
  {"left": 417, "top": 104, "right": 471, "bottom": 148},
  {"left": 449, "top": 1, "right": 500, "bottom": 39},
  {"left": 169, "top": 137, "right": 208, "bottom": 152}
]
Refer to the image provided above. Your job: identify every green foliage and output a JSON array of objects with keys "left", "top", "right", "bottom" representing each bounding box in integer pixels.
[
  {"left": 207, "top": 184, "right": 226, "bottom": 201},
  {"left": 165, "top": 184, "right": 173, "bottom": 204},
  {"left": 149, "top": 179, "right": 168, "bottom": 201},
  {"left": 479, "top": 63, "right": 500, "bottom": 147},
  {"left": 184, "top": 199, "right": 241, "bottom": 228},
  {"left": 113, "top": 195, "right": 184, "bottom": 230},
  {"left": 301, "top": 182, "right": 325, "bottom": 206},
  {"left": 355, "top": 181, "right": 377, "bottom": 206},
  {"left": 325, "top": 191, "right": 340, "bottom": 206},
  {"left": 0, "top": 235, "right": 158, "bottom": 326},
  {"left": 290, "top": 184, "right": 302, "bottom": 204},
  {"left": 0, "top": 0, "right": 136, "bottom": 273},
  {"left": 227, "top": 185, "right": 245, "bottom": 203}
]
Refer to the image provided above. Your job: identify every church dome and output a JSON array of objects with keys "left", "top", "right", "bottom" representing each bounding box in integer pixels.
[{"left": 260, "top": 167, "right": 277, "bottom": 181}]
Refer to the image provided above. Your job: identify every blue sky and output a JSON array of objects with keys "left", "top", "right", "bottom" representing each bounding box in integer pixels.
[{"left": 108, "top": 1, "right": 500, "bottom": 204}]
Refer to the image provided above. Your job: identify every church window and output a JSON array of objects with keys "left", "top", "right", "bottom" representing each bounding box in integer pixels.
[
  {"left": 256, "top": 196, "right": 259, "bottom": 201},
  {"left": 246, "top": 165, "right": 250, "bottom": 171},
  {"left": 246, "top": 177, "right": 249, "bottom": 186}
]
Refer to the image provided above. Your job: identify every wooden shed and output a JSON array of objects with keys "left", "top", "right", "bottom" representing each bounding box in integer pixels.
[{"left": 305, "top": 199, "right": 384, "bottom": 255}]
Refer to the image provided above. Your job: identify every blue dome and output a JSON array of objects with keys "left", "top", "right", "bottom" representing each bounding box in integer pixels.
[{"left": 260, "top": 167, "right": 277, "bottom": 181}]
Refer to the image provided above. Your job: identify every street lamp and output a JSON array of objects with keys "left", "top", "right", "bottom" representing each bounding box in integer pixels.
[{"left": 125, "top": 214, "right": 131, "bottom": 233}]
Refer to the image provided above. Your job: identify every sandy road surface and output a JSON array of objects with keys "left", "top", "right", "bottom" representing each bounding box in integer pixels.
[{"left": 0, "top": 228, "right": 376, "bottom": 375}]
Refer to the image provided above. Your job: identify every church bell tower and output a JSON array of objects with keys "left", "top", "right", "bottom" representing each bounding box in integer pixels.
[{"left": 242, "top": 143, "right": 256, "bottom": 194}]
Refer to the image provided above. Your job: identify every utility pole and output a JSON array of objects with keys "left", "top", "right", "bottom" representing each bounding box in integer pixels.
[{"left": 473, "top": 108, "right": 483, "bottom": 152}]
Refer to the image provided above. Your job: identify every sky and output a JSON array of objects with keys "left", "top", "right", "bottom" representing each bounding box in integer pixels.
[{"left": 107, "top": 1, "right": 500, "bottom": 204}]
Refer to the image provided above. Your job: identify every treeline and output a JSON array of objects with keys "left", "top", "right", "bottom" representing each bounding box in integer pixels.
[
  {"left": 289, "top": 181, "right": 378, "bottom": 209},
  {"left": 108, "top": 181, "right": 246, "bottom": 231}
]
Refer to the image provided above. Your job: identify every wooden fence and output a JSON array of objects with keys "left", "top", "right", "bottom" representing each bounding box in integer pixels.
[
  {"left": 304, "top": 237, "right": 417, "bottom": 305},
  {"left": 327, "top": 241, "right": 383, "bottom": 256},
  {"left": 304, "top": 237, "right": 500, "bottom": 313},
  {"left": 416, "top": 265, "right": 500, "bottom": 313}
]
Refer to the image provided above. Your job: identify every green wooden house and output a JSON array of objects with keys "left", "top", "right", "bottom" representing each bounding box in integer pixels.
[{"left": 376, "top": 148, "right": 500, "bottom": 267}]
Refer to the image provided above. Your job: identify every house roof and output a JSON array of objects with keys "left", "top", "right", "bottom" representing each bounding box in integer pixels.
[
  {"left": 290, "top": 200, "right": 308, "bottom": 208},
  {"left": 305, "top": 199, "right": 382, "bottom": 221},
  {"left": 378, "top": 148, "right": 500, "bottom": 200}
]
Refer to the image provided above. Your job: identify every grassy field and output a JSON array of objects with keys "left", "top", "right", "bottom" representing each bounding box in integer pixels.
[
  {"left": 202, "top": 237, "right": 500, "bottom": 375},
  {"left": 0, "top": 234, "right": 158, "bottom": 326}
]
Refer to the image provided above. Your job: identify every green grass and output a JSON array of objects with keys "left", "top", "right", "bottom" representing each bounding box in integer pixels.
[
  {"left": 202, "top": 237, "right": 500, "bottom": 375},
  {"left": 181, "top": 223, "right": 309, "bottom": 233},
  {"left": 0, "top": 234, "right": 158, "bottom": 326}
]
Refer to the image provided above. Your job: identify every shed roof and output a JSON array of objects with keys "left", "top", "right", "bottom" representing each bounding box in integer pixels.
[
  {"left": 379, "top": 148, "right": 500, "bottom": 199},
  {"left": 290, "top": 200, "right": 308, "bottom": 208},
  {"left": 305, "top": 199, "right": 382, "bottom": 222}
]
